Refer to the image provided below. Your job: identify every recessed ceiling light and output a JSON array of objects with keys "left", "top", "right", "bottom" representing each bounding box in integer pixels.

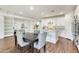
[
  {"left": 59, "top": 12, "right": 64, "bottom": 14},
  {"left": 41, "top": 12, "right": 44, "bottom": 16},
  {"left": 19, "top": 12, "right": 23, "bottom": 14},
  {"left": 30, "top": 6, "right": 34, "bottom": 11}
]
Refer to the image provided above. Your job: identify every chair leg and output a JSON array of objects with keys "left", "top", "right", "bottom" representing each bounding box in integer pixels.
[
  {"left": 44, "top": 45, "right": 46, "bottom": 53},
  {"left": 19, "top": 47, "right": 22, "bottom": 52},
  {"left": 36, "top": 49, "right": 38, "bottom": 52},
  {"left": 18, "top": 45, "right": 24, "bottom": 53},
  {"left": 38, "top": 50, "right": 40, "bottom": 53},
  {"left": 20, "top": 47, "right": 24, "bottom": 53},
  {"left": 36, "top": 49, "right": 40, "bottom": 53},
  {"left": 17, "top": 44, "right": 20, "bottom": 49},
  {"left": 31, "top": 43, "right": 34, "bottom": 53}
]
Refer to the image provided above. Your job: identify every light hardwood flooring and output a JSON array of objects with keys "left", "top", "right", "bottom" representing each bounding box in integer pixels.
[{"left": 0, "top": 36, "right": 78, "bottom": 53}]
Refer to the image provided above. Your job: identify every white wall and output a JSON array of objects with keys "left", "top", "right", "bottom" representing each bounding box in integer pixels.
[
  {"left": 75, "top": 6, "right": 79, "bottom": 15},
  {"left": 0, "top": 16, "right": 4, "bottom": 39},
  {"left": 60, "top": 12, "right": 74, "bottom": 40},
  {"left": 60, "top": 6, "right": 79, "bottom": 41},
  {"left": 75, "top": 6, "right": 79, "bottom": 19}
]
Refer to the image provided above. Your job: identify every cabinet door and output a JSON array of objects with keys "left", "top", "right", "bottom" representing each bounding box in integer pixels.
[
  {"left": 46, "top": 32, "right": 57, "bottom": 44},
  {"left": 4, "top": 17, "right": 14, "bottom": 36},
  {"left": 0, "top": 16, "right": 4, "bottom": 39}
]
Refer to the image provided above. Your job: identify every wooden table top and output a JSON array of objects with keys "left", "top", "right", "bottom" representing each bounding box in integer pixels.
[{"left": 24, "top": 33, "right": 38, "bottom": 42}]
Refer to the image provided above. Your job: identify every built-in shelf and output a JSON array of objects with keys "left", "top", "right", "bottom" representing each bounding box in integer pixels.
[{"left": 4, "top": 17, "right": 14, "bottom": 37}]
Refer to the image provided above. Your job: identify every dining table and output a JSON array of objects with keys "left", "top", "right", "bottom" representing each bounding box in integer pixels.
[{"left": 24, "top": 32, "right": 38, "bottom": 52}]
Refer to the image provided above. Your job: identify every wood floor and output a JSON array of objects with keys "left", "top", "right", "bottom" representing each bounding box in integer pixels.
[
  {"left": 46, "top": 37, "right": 78, "bottom": 53},
  {"left": 0, "top": 36, "right": 78, "bottom": 53}
]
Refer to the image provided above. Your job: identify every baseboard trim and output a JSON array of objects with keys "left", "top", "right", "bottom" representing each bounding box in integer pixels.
[
  {"left": 4, "top": 34, "right": 14, "bottom": 38},
  {"left": 59, "top": 36, "right": 72, "bottom": 41},
  {"left": 4, "top": 35, "right": 14, "bottom": 38}
]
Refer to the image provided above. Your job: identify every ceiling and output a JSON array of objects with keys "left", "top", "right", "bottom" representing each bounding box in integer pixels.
[{"left": 0, "top": 5, "right": 76, "bottom": 19}]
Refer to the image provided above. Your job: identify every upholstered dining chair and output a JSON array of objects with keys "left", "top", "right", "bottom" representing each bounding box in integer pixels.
[
  {"left": 34, "top": 29, "right": 40, "bottom": 35},
  {"left": 16, "top": 30, "right": 30, "bottom": 52},
  {"left": 34, "top": 31, "right": 47, "bottom": 53}
]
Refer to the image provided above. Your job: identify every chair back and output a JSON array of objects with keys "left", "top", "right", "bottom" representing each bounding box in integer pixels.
[
  {"left": 37, "top": 31, "right": 47, "bottom": 49},
  {"left": 16, "top": 30, "right": 24, "bottom": 46},
  {"left": 34, "top": 30, "right": 40, "bottom": 35}
]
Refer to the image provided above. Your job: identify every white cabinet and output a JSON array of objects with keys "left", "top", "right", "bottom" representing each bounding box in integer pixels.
[
  {"left": 0, "top": 16, "right": 4, "bottom": 39},
  {"left": 46, "top": 31, "right": 58, "bottom": 44},
  {"left": 4, "top": 17, "right": 14, "bottom": 37}
]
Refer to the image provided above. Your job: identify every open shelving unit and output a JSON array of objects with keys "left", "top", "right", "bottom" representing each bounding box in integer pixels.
[{"left": 4, "top": 17, "right": 14, "bottom": 37}]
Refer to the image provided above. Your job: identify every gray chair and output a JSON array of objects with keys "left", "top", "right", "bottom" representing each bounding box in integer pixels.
[
  {"left": 16, "top": 30, "right": 30, "bottom": 52},
  {"left": 34, "top": 31, "right": 47, "bottom": 52}
]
